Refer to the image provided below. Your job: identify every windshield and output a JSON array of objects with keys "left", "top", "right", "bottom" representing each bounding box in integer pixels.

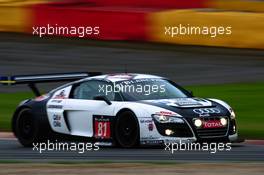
[{"left": 116, "top": 78, "right": 190, "bottom": 101}]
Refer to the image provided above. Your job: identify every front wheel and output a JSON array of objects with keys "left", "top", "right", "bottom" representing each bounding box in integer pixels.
[
  {"left": 13, "top": 108, "right": 40, "bottom": 147},
  {"left": 115, "top": 111, "right": 139, "bottom": 148}
]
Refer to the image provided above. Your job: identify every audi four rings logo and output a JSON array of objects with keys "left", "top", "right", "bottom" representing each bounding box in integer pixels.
[{"left": 193, "top": 108, "right": 221, "bottom": 115}]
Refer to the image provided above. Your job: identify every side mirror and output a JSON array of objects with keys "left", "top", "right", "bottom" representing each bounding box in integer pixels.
[{"left": 93, "top": 95, "right": 112, "bottom": 105}]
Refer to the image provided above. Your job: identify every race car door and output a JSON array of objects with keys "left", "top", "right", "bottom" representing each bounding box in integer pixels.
[{"left": 63, "top": 80, "right": 116, "bottom": 138}]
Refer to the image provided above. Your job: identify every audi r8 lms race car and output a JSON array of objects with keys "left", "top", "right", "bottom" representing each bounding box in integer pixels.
[{"left": 0, "top": 72, "right": 238, "bottom": 148}]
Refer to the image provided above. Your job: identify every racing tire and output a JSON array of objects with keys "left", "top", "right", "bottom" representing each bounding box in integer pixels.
[
  {"left": 13, "top": 108, "right": 41, "bottom": 147},
  {"left": 115, "top": 111, "right": 139, "bottom": 148}
]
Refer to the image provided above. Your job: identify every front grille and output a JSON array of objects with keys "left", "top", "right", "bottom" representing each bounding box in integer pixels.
[{"left": 196, "top": 117, "right": 229, "bottom": 138}]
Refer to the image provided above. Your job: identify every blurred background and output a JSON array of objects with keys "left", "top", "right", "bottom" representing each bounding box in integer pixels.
[{"left": 0, "top": 0, "right": 263, "bottom": 140}]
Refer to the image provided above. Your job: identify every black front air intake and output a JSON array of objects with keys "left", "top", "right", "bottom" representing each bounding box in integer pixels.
[{"left": 154, "top": 122, "right": 193, "bottom": 137}]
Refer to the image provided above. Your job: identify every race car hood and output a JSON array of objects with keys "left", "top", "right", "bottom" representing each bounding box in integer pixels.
[
  {"left": 140, "top": 98, "right": 230, "bottom": 118},
  {"left": 143, "top": 98, "right": 213, "bottom": 108}
]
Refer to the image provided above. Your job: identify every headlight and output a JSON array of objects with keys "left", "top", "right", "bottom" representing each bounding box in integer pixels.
[
  {"left": 152, "top": 114, "right": 184, "bottom": 123},
  {"left": 230, "top": 108, "right": 236, "bottom": 119},
  {"left": 220, "top": 117, "right": 228, "bottom": 126},
  {"left": 193, "top": 118, "right": 202, "bottom": 128}
]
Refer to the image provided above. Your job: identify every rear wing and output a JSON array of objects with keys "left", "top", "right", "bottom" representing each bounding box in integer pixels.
[{"left": 0, "top": 72, "right": 102, "bottom": 96}]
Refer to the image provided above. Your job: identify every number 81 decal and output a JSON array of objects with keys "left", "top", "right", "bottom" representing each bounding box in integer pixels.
[{"left": 94, "top": 116, "right": 111, "bottom": 139}]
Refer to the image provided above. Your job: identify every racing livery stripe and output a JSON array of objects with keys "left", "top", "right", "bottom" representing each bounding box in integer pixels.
[{"left": 135, "top": 99, "right": 230, "bottom": 118}]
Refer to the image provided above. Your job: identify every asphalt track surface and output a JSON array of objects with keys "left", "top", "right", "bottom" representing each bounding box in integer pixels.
[
  {"left": 0, "top": 139, "right": 263, "bottom": 162},
  {"left": 0, "top": 33, "right": 263, "bottom": 162},
  {"left": 0, "top": 33, "right": 264, "bottom": 93}
]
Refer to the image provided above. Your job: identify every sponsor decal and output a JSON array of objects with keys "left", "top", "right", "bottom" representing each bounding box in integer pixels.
[
  {"left": 54, "top": 90, "right": 67, "bottom": 99},
  {"left": 121, "top": 78, "right": 164, "bottom": 85},
  {"left": 203, "top": 120, "right": 224, "bottom": 129},
  {"left": 93, "top": 116, "right": 112, "bottom": 139},
  {"left": 141, "top": 140, "right": 163, "bottom": 145},
  {"left": 140, "top": 119, "right": 153, "bottom": 123},
  {"left": 52, "top": 86, "right": 72, "bottom": 99},
  {"left": 155, "top": 111, "right": 175, "bottom": 116},
  {"left": 47, "top": 105, "right": 63, "bottom": 109},
  {"left": 95, "top": 142, "right": 113, "bottom": 146},
  {"left": 53, "top": 114, "right": 62, "bottom": 127},
  {"left": 152, "top": 98, "right": 203, "bottom": 107},
  {"left": 51, "top": 99, "right": 62, "bottom": 103},
  {"left": 53, "top": 114, "right": 61, "bottom": 121},
  {"left": 107, "top": 74, "right": 134, "bottom": 80},
  {"left": 140, "top": 118, "right": 155, "bottom": 131},
  {"left": 148, "top": 123, "right": 154, "bottom": 131},
  {"left": 53, "top": 121, "right": 61, "bottom": 127},
  {"left": 174, "top": 100, "right": 201, "bottom": 106}
]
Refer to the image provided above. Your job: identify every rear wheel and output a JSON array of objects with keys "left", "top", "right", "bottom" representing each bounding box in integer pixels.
[
  {"left": 115, "top": 111, "right": 139, "bottom": 148},
  {"left": 13, "top": 108, "right": 40, "bottom": 147}
]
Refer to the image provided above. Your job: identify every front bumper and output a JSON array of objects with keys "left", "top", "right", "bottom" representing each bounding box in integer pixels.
[
  {"left": 229, "top": 133, "right": 238, "bottom": 142},
  {"left": 140, "top": 136, "right": 197, "bottom": 145},
  {"left": 146, "top": 117, "right": 238, "bottom": 145}
]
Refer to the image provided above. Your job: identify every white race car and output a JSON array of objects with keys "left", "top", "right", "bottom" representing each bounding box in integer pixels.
[{"left": 1, "top": 72, "right": 238, "bottom": 147}]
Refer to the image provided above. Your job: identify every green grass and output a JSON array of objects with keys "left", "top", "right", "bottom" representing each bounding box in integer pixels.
[
  {"left": 0, "top": 92, "right": 34, "bottom": 131},
  {"left": 0, "top": 82, "right": 263, "bottom": 139}
]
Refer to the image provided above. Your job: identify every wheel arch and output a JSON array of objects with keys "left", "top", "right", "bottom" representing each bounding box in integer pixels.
[
  {"left": 12, "top": 105, "right": 32, "bottom": 137},
  {"left": 12, "top": 100, "right": 53, "bottom": 141},
  {"left": 116, "top": 108, "right": 136, "bottom": 117},
  {"left": 115, "top": 108, "right": 140, "bottom": 133}
]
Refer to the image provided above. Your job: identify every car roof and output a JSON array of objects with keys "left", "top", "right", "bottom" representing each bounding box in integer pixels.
[{"left": 84, "top": 73, "right": 164, "bottom": 82}]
